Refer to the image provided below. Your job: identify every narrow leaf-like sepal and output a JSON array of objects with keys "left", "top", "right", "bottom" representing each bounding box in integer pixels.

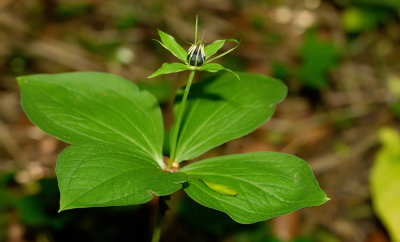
[
  {"left": 157, "top": 29, "right": 188, "bottom": 63},
  {"left": 200, "top": 63, "right": 240, "bottom": 80},
  {"left": 204, "top": 39, "right": 238, "bottom": 59},
  {"left": 181, "top": 152, "right": 328, "bottom": 224},
  {"left": 148, "top": 63, "right": 189, "bottom": 78},
  {"left": 206, "top": 39, "right": 240, "bottom": 63},
  {"left": 371, "top": 128, "right": 400, "bottom": 242}
]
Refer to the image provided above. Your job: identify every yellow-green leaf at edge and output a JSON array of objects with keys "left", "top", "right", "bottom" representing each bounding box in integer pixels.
[{"left": 371, "top": 127, "right": 400, "bottom": 242}]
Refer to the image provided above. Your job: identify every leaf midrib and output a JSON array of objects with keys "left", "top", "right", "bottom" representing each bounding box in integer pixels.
[
  {"left": 31, "top": 82, "right": 157, "bottom": 160},
  {"left": 185, "top": 171, "right": 296, "bottom": 203},
  {"left": 61, "top": 167, "right": 158, "bottom": 210},
  {"left": 54, "top": 82, "right": 160, "bottom": 158}
]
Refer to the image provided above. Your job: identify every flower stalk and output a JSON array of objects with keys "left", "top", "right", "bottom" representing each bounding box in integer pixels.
[{"left": 168, "top": 70, "right": 195, "bottom": 168}]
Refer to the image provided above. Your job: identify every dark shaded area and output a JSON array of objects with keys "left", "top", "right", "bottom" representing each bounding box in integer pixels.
[
  {"left": 1, "top": 177, "right": 154, "bottom": 242},
  {"left": 174, "top": 75, "right": 226, "bottom": 103}
]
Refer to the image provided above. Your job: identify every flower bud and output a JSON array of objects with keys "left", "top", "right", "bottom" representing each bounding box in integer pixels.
[{"left": 187, "top": 44, "right": 205, "bottom": 66}]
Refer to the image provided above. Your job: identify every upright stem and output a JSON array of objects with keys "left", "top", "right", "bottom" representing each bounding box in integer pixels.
[
  {"left": 169, "top": 71, "right": 196, "bottom": 168},
  {"left": 151, "top": 196, "right": 168, "bottom": 242},
  {"left": 151, "top": 211, "right": 162, "bottom": 242}
]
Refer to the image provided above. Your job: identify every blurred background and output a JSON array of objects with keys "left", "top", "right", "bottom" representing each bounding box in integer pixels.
[{"left": 1, "top": 0, "right": 400, "bottom": 241}]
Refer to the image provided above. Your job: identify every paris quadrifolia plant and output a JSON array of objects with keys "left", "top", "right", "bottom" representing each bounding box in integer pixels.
[{"left": 17, "top": 16, "right": 328, "bottom": 241}]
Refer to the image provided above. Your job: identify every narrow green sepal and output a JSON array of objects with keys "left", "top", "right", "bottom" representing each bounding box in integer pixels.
[
  {"left": 206, "top": 39, "right": 240, "bottom": 63},
  {"left": 204, "top": 39, "right": 239, "bottom": 59},
  {"left": 157, "top": 29, "right": 188, "bottom": 63},
  {"left": 200, "top": 63, "right": 240, "bottom": 80},
  {"left": 148, "top": 63, "right": 189, "bottom": 78}
]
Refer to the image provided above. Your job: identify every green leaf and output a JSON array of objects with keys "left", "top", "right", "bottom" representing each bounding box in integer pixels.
[
  {"left": 200, "top": 63, "right": 240, "bottom": 80},
  {"left": 171, "top": 72, "right": 287, "bottom": 163},
  {"left": 57, "top": 144, "right": 188, "bottom": 211},
  {"left": 204, "top": 39, "right": 238, "bottom": 59},
  {"left": 148, "top": 63, "right": 189, "bottom": 78},
  {"left": 371, "top": 127, "right": 400, "bottom": 242},
  {"left": 157, "top": 29, "right": 188, "bottom": 63},
  {"left": 181, "top": 152, "right": 328, "bottom": 224},
  {"left": 18, "top": 72, "right": 165, "bottom": 167}
]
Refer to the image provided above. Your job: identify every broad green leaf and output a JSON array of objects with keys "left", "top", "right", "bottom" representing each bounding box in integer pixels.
[
  {"left": 200, "top": 63, "right": 239, "bottom": 80},
  {"left": 172, "top": 72, "right": 287, "bottom": 163},
  {"left": 57, "top": 144, "right": 188, "bottom": 211},
  {"left": 157, "top": 29, "right": 188, "bottom": 63},
  {"left": 148, "top": 63, "right": 189, "bottom": 78},
  {"left": 204, "top": 39, "right": 238, "bottom": 59},
  {"left": 181, "top": 152, "right": 328, "bottom": 224},
  {"left": 371, "top": 127, "right": 400, "bottom": 242},
  {"left": 18, "top": 72, "right": 165, "bottom": 167}
]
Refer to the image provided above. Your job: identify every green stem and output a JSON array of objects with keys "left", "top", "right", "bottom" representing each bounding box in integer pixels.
[
  {"left": 169, "top": 71, "right": 195, "bottom": 168},
  {"left": 151, "top": 196, "right": 168, "bottom": 242},
  {"left": 151, "top": 213, "right": 161, "bottom": 242}
]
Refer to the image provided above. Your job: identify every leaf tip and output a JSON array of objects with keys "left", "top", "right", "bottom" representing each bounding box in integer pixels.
[
  {"left": 58, "top": 204, "right": 67, "bottom": 213},
  {"left": 16, "top": 76, "right": 27, "bottom": 86},
  {"left": 227, "top": 69, "right": 240, "bottom": 81},
  {"left": 235, "top": 73, "right": 241, "bottom": 81},
  {"left": 59, "top": 199, "right": 73, "bottom": 212}
]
